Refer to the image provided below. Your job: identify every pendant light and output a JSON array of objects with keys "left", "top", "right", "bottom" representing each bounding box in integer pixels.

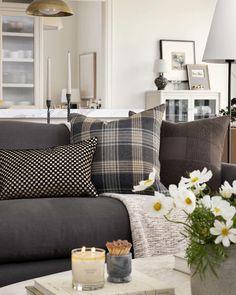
[{"left": 26, "top": 0, "right": 73, "bottom": 17}]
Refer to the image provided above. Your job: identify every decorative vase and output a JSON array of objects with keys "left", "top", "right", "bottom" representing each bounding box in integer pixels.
[
  {"left": 191, "top": 245, "right": 236, "bottom": 295},
  {"left": 106, "top": 253, "right": 132, "bottom": 283},
  {"left": 154, "top": 74, "right": 168, "bottom": 90}
]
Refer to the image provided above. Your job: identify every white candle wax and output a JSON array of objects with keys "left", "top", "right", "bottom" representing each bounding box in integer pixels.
[
  {"left": 47, "top": 57, "right": 51, "bottom": 100},
  {"left": 67, "top": 51, "right": 72, "bottom": 95},
  {"left": 72, "top": 247, "right": 105, "bottom": 289}
]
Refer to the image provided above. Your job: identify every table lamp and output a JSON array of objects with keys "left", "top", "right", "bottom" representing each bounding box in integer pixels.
[
  {"left": 154, "top": 59, "right": 168, "bottom": 90},
  {"left": 203, "top": 0, "right": 236, "bottom": 163}
]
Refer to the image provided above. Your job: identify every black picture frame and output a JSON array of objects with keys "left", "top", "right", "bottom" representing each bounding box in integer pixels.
[{"left": 160, "top": 39, "right": 196, "bottom": 82}]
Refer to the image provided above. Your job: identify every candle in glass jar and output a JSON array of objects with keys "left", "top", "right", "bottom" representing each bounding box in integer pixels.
[
  {"left": 72, "top": 247, "right": 105, "bottom": 291},
  {"left": 67, "top": 51, "right": 71, "bottom": 95}
]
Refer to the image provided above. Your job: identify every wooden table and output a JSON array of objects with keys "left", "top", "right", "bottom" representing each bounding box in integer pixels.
[{"left": 0, "top": 255, "right": 191, "bottom": 295}]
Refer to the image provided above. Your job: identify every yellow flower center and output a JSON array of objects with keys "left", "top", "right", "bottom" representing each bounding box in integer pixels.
[
  {"left": 191, "top": 177, "right": 199, "bottom": 183},
  {"left": 185, "top": 197, "right": 192, "bottom": 205},
  {"left": 144, "top": 179, "right": 153, "bottom": 186},
  {"left": 221, "top": 228, "right": 229, "bottom": 237},
  {"left": 214, "top": 207, "right": 220, "bottom": 214},
  {"left": 153, "top": 202, "right": 162, "bottom": 211}
]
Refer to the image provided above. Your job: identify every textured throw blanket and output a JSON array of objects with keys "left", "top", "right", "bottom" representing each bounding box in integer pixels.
[{"left": 102, "top": 193, "right": 187, "bottom": 258}]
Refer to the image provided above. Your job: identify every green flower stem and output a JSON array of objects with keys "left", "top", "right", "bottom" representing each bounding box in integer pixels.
[
  {"left": 164, "top": 213, "right": 192, "bottom": 230},
  {"left": 146, "top": 185, "right": 155, "bottom": 192}
]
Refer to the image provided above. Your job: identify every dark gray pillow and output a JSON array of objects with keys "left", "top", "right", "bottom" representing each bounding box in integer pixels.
[
  {"left": 0, "top": 138, "right": 98, "bottom": 200},
  {"left": 70, "top": 105, "right": 165, "bottom": 194},
  {"left": 129, "top": 111, "right": 230, "bottom": 191},
  {"left": 159, "top": 117, "right": 230, "bottom": 191}
]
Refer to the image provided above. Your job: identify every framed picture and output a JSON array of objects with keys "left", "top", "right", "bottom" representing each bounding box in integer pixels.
[
  {"left": 79, "top": 52, "right": 96, "bottom": 100},
  {"left": 160, "top": 39, "right": 196, "bottom": 81},
  {"left": 187, "top": 64, "right": 210, "bottom": 90}
]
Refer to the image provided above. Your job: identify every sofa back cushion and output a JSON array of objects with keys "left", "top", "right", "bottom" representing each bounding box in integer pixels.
[
  {"left": 0, "top": 121, "right": 70, "bottom": 150},
  {"left": 71, "top": 105, "right": 165, "bottom": 194},
  {"left": 160, "top": 116, "right": 230, "bottom": 191}
]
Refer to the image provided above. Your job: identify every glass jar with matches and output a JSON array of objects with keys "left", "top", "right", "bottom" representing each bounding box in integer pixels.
[{"left": 106, "top": 240, "right": 132, "bottom": 283}]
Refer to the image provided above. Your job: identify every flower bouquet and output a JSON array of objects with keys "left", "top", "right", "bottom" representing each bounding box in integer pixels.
[{"left": 134, "top": 168, "right": 236, "bottom": 281}]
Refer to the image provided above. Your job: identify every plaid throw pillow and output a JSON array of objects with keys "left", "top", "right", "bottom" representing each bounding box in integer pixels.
[{"left": 70, "top": 105, "right": 165, "bottom": 194}]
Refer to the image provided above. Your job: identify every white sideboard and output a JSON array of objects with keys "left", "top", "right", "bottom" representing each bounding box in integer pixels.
[
  {"left": 146, "top": 90, "right": 220, "bottom": 122},
  {"left": 0, "top": 109, "right": 143, "bottom": 123}
]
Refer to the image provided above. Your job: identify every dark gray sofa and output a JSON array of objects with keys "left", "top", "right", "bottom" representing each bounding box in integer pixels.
[
  {"left": 0, "top": 121, "right": 235, "bottom": 287},
  {"left": 0, "top": 121, "right": 132, "bottom": 287}
]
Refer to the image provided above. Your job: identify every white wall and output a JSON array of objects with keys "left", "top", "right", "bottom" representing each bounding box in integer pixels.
[
  {"left": 43, "top": 1, "right": 103, "bottom": 105},
  {"left": 110, "top": 0, "right": 228, "bottom": 109},
  {"left": 43, "top": 1, "right": 78, "bottom": 105},
  {"left": 43, "top": 0, "right": 231, "bottom": 110},
  {"left": 77, "top": 1, "right": 104, "bottom": 102}
]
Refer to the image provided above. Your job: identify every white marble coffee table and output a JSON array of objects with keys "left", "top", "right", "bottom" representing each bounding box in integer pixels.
[{"left": 0, "top": 255, "right": 191, "bottom": 295}]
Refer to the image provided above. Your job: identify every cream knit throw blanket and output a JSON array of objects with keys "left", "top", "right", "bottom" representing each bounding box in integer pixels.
[{"left": 102, "top": 193, "right": 187, "bottom": 258}]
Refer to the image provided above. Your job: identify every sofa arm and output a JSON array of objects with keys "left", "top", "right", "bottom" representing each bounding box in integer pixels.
[{"left": 221, "top": 162, "right": 236, "bottom": 183}]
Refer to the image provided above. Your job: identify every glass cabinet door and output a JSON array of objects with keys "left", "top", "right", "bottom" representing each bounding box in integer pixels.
[
  {"left": 166, "top": 99, "right": 188, "bottom": 123},
  {"left": 194, "top": 99, "right": 216, "bottom": 120},
  {"left": 1, "top": 14, "right": 36, "bottom": 106}
]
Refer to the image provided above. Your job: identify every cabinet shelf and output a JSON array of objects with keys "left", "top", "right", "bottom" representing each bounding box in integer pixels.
[
  {"left": 3, "top": 58, "right": 34, "bottom": 62},
  {"left": 2, "top": 32, "right": 34, "bottom": 38},
  {"left": 3, "top": 83, "right": 34, "bottom": 88},
  {"left": 145, "top": 90, "right": 220, "bottom": 122},
  {"left": 1, "top": 13, "right": 42, "bottom": 108}
]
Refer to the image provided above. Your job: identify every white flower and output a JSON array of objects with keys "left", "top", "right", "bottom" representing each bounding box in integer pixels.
[
  {"left": 169, "top": 184, "right": 196, "bottom": 214},
  {"left": 201, "top": 195, "right": 211, "bottom": 209},
  {"left": 143, "top": 192, "right": 174, "bottom": 217},
  {"left": 220, "top": 181, "right": 234, "bottom": 199},
  {"left": 133, "top": 168, "right": 156, "bottom": 192},
  {"left": 222, "top": 204, "right": 236, "bottom": 221},
  {"left": 211, "top": 196, "right": 224, "bottom": 216},
  {"left": 211, "top": 196, "right": 236, "bottom": 221},
  {"left": 210, "top": 220, "right": 236, "bottom": 247},
  {"left": 180, "top": 168, "right": 212, "bottom": 188},
  {"left": 233, "top": 180, "right": 236, "bottom": 194},
  {"left": 192, "top": 183, "right": 206, "bottom": 195}
]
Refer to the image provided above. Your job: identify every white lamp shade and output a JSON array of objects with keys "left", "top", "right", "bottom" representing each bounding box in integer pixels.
[
  {"left": 154, "top": 59, "right": 168, "bottom": 73},
  {"left": 203, "top": 0, "right": 236, "bottom": 63}
]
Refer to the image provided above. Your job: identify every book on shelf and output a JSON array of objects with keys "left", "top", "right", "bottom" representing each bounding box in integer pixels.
[
  {"left": 26, "top": 270, "right": 175, "bottom": 295},
  {"left": 174, "top": 253, "right": 190, "bottom": 275}
]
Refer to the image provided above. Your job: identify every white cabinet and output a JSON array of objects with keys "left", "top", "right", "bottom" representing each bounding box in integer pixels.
[
  {"left": 0, "top": 5, "right": 43, "bottom": 108},
  {"left": 146, "top": 90, "right": 220, "bottom": 122}
]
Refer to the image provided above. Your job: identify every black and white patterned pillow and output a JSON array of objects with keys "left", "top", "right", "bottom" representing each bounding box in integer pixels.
[
  {"left": 70, "top": 105, "right": 166, "bottom": 194},
  {"left": 0, "top": 137, "right": 98, "bottom": 200}
]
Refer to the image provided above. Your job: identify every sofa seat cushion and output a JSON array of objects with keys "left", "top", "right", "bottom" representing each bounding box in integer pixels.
[
  {"left": 0, "top": 258, "right": 70, "bottom": 287},
  {"left": 0, "top": 197, "right": 131, "bottom": 263}
]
